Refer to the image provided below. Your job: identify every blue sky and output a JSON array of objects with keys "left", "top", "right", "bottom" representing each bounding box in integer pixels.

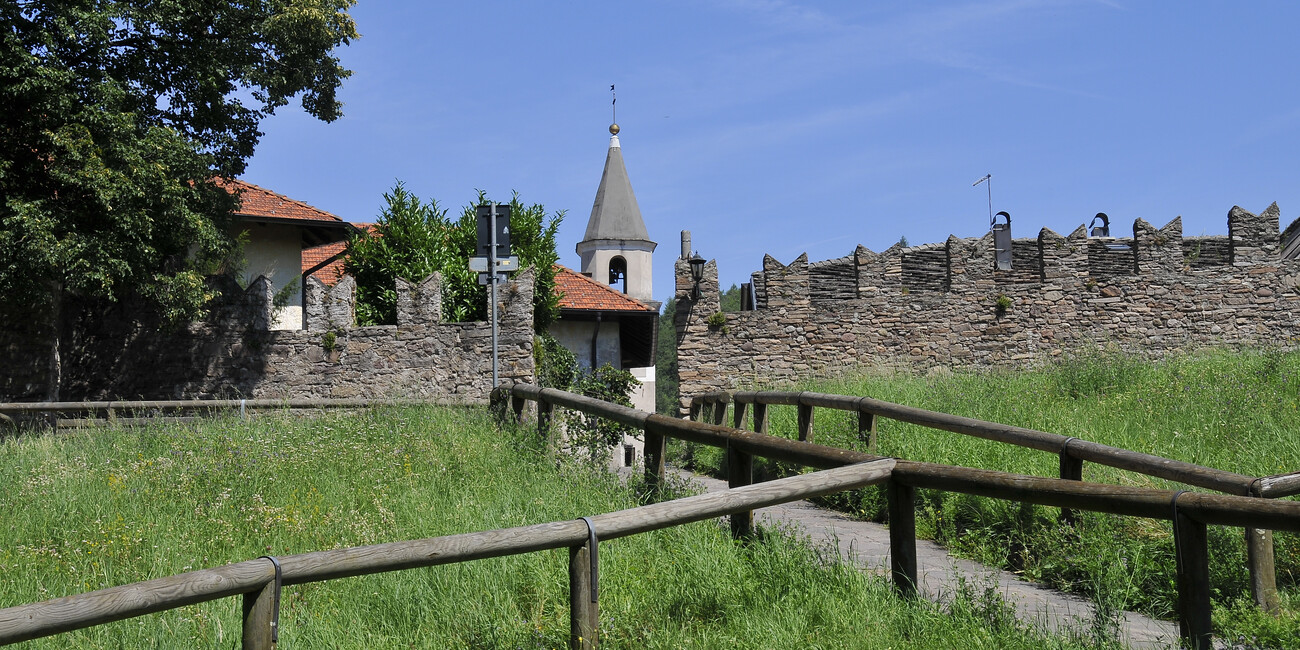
[{"left": 243, "top": 1, "right": 1300, "bottom": 306}]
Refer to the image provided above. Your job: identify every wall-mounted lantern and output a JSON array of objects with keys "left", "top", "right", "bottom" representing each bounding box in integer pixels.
[
  {"left": 688, "top": 252, "right": 706, "bottom": 299},
  {"left": 1090, "top": 213, "right": 1110, "bottom": 238}
]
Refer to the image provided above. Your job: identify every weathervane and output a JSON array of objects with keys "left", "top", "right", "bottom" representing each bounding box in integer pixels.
[
  {"left": 972, "top": 174, "right": 993, "bottom": 226},
  {"left": 610, "top": 84, "right": 617, "bottom": 125}
]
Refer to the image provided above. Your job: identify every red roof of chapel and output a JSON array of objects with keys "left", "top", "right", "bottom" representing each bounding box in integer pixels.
[
  {"left": 553, "top": 265, "right": 654, "bottom": 312},
  {"left": 217, "top": 178, "right": 347, "bottom": 223}
]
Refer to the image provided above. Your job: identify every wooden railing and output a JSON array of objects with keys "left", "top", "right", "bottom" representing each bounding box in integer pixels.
[
  {"left": 7, "top": 387, "right": 1300, "bottom": 649},
  {"left": 504, "top": 383, "right": 1300, "bottom": 649},
  {"left": 2, "top": 458, "right": 897, "bottom": 648},
  {"left": 0, "top": 397, "right": 467, "bottom": 428},
  {"left": 690, "top": 388, "right": 1300, "bottom": 612}
]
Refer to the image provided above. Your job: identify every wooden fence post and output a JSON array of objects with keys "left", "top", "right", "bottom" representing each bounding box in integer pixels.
[
  {"left": 728, "top": 444, "right": 754, "bottom": 539},
  {"left": 538, "top": 400, "right": 554, "bottom": 439},
  {"left": 711, "top": 400, "right": 727, "bottom": 426},
  {"left": 1245, "top": 527, "right": 1280, "bottom": 612},
  {"left": 857, "top": 410, "right": 876, "bottom": 453},
  {"left": 797, "top": 404, "right": 814, "bottom": 442},
  {"left": 752, "top": 403, "right": 769, "bottom": 435},
  {"left": 1058, "top": 440, "right": 1083, "bottom": 525},
  {"left": 241, "top": 568, "right": 278, "bottom": 650},
  {"left": 569, "top": 544, "right": 598, "bottom": 650},
  {"left": 1173, "top": 505, "right": 1212, "bottom": 650},
  {"left": 511, "top": 395, "right": 526, "bottom": 424},
  {"left": 732, "top": 401, "right": 748, "bottom": 429},
  {"left": 887, "top": 480, "right": 917, "bottom": 598},
  {"left": 689, "top": 401, "right": 701, "bottom": 422},
  {"left": 643, "top": 428, "right": 666, "bottom": 492}
]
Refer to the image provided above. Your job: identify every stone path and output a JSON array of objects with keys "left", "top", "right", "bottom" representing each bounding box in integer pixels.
[{"left": 675, "top": 469, "right": 1184, "bottom": 649}]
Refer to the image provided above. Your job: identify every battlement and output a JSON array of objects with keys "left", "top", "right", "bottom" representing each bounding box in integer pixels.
[{"left": 672, "top": 204, "right": 1300, "bottom": 408}]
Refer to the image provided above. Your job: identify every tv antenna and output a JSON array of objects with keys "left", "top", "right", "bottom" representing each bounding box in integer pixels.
[{"left": 972, "top": 174, "right": 993, "bottom": 226}]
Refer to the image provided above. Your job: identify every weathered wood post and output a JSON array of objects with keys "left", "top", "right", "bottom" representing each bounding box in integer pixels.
[
  {"left": 711, "top": 398, "right": 728, "bottom": 426},
  {"left": 643, "top": 427, "right": 666, "bottom": 492},
  {"left": 1058, "top": 438, "right": 1083, "bottom": 525},
  {"left": 1245, "top": 527, "right": 1279, "bottom": 612},
  {"left": 886, "top": 480, "right": 917, "bottom": 598},
  {"left": 569, "top": 529, "right": 598, "bottom": 650},
  {"left": 242, "top": 559, "right": 280, "bottom": 650},
  {"left": 732, "top": 401, "right": 748, "bottom": 429},
  {"left": 752, "top": 402, "right": 769, "bottom": 435},
  {"left": 689, "top": 400, "right": 702, "bottom": 422},
  {"left": 728, "top": 443, "right": 754, "bottom": 539},
  {"left": 538, "top": 399, "right": 554, "bottom": 439},
  {"left": 511, "top": 394, "right": 526, "bottom": 424},
  {"left": 797, "top": 403, "right": 814, "bottom": 442},
  {"left": 1173, "top": 499, "right": 1211, "bottom": 650},
  {"left": 857, "top": 410, "right": 876, "bottom": 453}
]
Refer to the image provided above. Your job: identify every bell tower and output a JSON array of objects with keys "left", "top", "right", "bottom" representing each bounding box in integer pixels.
[{"left": 577, "top": 123, "right": 657, "bottom": 305}]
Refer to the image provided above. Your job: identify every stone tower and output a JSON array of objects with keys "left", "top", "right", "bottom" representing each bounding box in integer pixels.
[{"left": 577, "top": 123, "right": 658, "bottom": 304}]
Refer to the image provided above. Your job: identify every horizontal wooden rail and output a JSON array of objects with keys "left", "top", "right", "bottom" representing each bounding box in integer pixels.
[
  {"left": 726, "top": 390, "right": 1260, "bottom": 495},
  {"left": 0, "top": 398, "right": 465, "bottom": 415},
  {"left": 517, "top": 383, "right": 1300, "bottom": 647},
  {"left": 0, "top": 459, "right": 896, "bottom": 645}
]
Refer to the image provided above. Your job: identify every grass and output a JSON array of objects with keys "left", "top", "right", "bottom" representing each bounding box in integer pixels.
[
  {"left": 668, "top": 348, "right": 1300, "bottom": 646},
  {"left": 1, "top": 405, "right": 1112, "bottom": 648}
]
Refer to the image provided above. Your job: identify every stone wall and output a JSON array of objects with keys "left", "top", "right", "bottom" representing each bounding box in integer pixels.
[
  {"left": 674, "top": 204, "right": 1300, "bottom": 411},
  {"left": 1, "top": 270, "right": 535, "bottom": 403}
]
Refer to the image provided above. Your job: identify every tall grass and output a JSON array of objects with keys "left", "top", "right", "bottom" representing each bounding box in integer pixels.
[
  {"left": 1, "top": 406, "right": 1107, "bottom": 648},
  {"left": 670, "top": 348, "right": 1300, "bottom": 645}
]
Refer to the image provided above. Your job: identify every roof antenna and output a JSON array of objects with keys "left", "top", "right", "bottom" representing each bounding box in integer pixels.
[{"left": 972, "top": 174, "right": 993, "bottom": 227}]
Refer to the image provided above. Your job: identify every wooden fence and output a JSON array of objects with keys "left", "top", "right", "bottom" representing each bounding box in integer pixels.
[
  {"left": 505, "top": 382, "right": 1300, "bottom": 649},
  {"left": 690, "top": 388, "right": 1300, "bottom": 612},
  {"left": 6, "top": 387, "right": 1300, "bottom": 649},
  {"left": 2, "top": 458, "right": 897, "bottom": 648},
  {"left": 0, "top": 397, "right": 466, "bottom": 429}
]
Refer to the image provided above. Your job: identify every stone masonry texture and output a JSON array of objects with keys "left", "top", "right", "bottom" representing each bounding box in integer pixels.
[
  {"left": 675, "top": 204, "right": 1300, "bottom": 413},
  {"left": 1, "top": 269, "right": 535, "bottom": 404}
]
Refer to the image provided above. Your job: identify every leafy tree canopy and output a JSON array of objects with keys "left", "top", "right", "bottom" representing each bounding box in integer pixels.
[
  {"left": 344, "top": 182, "right": 564, "bottom": 332},
  {"left": 0, "top": 0, "right": 358, "bottom": 318}
]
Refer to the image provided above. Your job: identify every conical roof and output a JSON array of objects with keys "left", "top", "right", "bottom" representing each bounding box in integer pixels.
[{"left": 582, "top": 129, "right": 651, "bottom": 243}]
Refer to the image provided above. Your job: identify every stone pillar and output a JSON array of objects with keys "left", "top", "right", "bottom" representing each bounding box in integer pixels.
[
  {"left": 397, "top": 272, "right": 443, "bottom": 326},
  {"left": 245, "top": 276, "right": 275, "bottom": 331},
  {"left": 1229, "top": 203, "right": 1281, "bottom": 266},
  {"left": 762, "top": 253, "right": 810, "bottom": 311},
  {"left": 1135, "top": 217, "right": 1184, "bottom": 274}
]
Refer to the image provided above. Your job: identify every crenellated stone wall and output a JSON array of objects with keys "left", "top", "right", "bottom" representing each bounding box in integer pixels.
[
  {"left": 674, "top": 204, "right": 1300, "bottom": 412},
  {"left": 1, "top": 270, "right": 535, "bottom": 403}
]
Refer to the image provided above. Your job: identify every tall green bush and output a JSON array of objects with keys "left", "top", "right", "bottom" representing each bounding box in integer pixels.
[{"left": 345, "top": 183, "right": 562, "bottom": 330}]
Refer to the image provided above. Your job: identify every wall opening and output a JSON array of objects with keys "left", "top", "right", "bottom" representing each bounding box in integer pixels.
[{"left": 608, "top": 256, "right": 628, "bottom": 293}]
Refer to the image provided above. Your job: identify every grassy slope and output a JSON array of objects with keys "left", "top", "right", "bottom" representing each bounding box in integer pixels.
[
  {"left": 672, "top": 348, "right": 1300, "bottom": 644},
  {"left": 2, "top": 406, "right": 1102, "bottom": 648}
]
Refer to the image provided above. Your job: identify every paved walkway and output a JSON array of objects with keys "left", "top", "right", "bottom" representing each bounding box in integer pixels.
[{"left": 673, "top": 469, "right": 1183, "bottom": 649}]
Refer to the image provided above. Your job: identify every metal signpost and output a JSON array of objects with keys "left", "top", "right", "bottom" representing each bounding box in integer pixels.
[{"left": 472, "top": 203, "right": 516, "bottom": 387}]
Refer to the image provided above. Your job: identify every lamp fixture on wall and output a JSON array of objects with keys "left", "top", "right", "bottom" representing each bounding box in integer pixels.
[{"left": 688, "top": 252, "right": 706, "bottom": 299}]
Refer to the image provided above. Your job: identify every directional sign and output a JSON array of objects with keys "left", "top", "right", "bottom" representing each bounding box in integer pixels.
[
  {"left": 475, "top": 204, "right": 511, "bottom": 258},
  {"left": 477, "top": 272, "right": 508, "bottom": 285},
  {"left": 469, "top": 256, "right": 519, "bottom": 272}
]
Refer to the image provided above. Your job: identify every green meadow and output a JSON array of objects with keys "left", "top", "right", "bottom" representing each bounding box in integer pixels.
[
  {"left": 3, "top": 406, "right": 1110, "bottom": 648},
  {"left": 672, "top": 348, "right": 1300, "bottom": 645}
]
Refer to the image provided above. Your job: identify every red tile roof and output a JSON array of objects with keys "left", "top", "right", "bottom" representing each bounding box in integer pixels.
[
  {"left": 217, "top": 178, "right": 346, "bottom": 223},
  {"left": 301, "top": 223, "right": 375, "bottom": 285},
  {"left": 554, "top": 265, "right": 654, "bottom": 312}
]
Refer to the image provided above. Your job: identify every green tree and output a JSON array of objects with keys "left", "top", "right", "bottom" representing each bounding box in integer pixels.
[
  {"left": 345, "top": 183, "right": 564, "bottom": 332},
  {"left": 0, "top": 0, "right": 358, "bottom": 399}
]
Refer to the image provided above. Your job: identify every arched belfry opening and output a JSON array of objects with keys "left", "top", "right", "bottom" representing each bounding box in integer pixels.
[{"left": 608, "top": 256, "right": 628, "bottom": 293}]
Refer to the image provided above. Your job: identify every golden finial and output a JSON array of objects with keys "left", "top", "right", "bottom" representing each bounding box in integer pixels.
[{"left": 609, "top": 123, "right": 620, "bottom": 135}]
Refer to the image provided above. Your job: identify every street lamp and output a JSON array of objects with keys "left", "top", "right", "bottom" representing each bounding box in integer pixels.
[{"left": 688, "top": 252, "right": 706, "bottom": 299}]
